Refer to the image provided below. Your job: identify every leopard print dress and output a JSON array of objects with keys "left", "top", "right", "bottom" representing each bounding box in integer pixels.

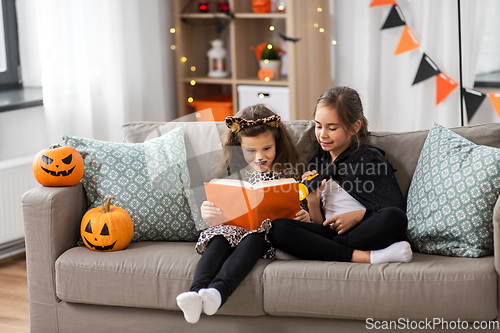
[{"left": 195, "top": 168, "right": 295, "bottom": 259}]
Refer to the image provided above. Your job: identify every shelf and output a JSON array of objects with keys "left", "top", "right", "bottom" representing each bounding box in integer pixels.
[
  {"left": 234, "top": 13, "right": 286, "bottom": 19},
  {"left": 183, "top": 77, "right": 233, "bottom": 84},
  {"left": 236, "top": 78, "right": 288, "bottom": 86},
  {"left": 174, "top": 0, "right": 332, "bottom": 120},
  {"left": 180, "top": 13, "right": 231, "bottom": 19}
]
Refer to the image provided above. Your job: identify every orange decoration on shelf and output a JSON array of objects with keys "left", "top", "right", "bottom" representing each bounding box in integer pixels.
[
  {"left": 251, "top": 0, "right": 271, "bottom": 13},
  {"left": 258, "top": 68, "right": 275, "bottom": 81}
]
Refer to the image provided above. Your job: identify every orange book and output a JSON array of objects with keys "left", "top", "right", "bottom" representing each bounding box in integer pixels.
[{"left": 204, "top": 178, "right": 300, "bottom": 231}]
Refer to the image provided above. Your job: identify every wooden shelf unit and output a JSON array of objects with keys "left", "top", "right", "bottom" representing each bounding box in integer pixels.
[{"left": 173, "top": 0, "right": 331, "bottom": 120}]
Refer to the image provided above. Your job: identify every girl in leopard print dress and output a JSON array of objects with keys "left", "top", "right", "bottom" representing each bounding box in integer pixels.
[{"left": 176, "top": 104, "right": 308, "bottom": 323}]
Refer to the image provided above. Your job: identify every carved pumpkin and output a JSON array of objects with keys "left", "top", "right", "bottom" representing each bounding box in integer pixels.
[
  {"left": 251, "top": 0, "right": 271, "bottom": 13},
  {"left": 32, "top": 144, "right": 84, "bottom": 187},
  {"left": 258, "top": 68, "right": 275, "bottom": 81},
  {"left": 81, "top": 196, "right": 134, "bottom": 252}
]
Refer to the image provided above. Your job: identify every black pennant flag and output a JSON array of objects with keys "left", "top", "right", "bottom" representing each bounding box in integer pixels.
[
  {"left": 413, "top": 54, "right": 441, "bottom": 85},
  {"left": 381, "top": 5, "right": 406, "bottom": 29},
  {"left": 463, "top": 88, "right": 486, "bottom": 122}
]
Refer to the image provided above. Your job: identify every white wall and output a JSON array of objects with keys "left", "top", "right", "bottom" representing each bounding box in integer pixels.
[{"left": 0, "top": 105, "right": 49, "bottom": 161}]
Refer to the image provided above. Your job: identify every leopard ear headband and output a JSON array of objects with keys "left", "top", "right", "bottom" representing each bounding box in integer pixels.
[{"left": 225, "top": 115, "right": 281, "bottom": 133}]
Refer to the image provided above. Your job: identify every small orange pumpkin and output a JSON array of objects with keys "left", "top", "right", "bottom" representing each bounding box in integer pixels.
[
  {"left": 251, "top": 0, "right": 271, "bottom": 13},
  {"left": 32, "top": 144, "right": 84, "bottom": 186},
  {"left": 81, "top": 196, "right": 134, "bottom": 252},
  {"left": 258, "top": 68, "right": 275, "bottom": 81}
]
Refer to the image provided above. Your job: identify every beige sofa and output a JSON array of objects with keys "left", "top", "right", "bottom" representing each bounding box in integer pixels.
[{"left": 22, "top": 121, "right": 500, "bottom": 332}]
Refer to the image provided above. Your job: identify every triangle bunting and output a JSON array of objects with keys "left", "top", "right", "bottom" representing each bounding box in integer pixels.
[
  {"left": 395, "top": 26, "right": 420, "bottom": 55},
  {"left": 382, "top": 5, "right": 406, "bottom": 29},
  {"left": 463, "top": 88, "right": 486, "bottom": 122},
  {"left": 436, "top": 73, "right": 458, "bottom": 105},
  {"left": 488, "top": 93, "right": 500, "bottom": 119},
  {"left": 370, "top": 0, "right": 398, "bottom": 7},
  {"left": 413, "top": 54, "right": 440, "bottom": 85}
]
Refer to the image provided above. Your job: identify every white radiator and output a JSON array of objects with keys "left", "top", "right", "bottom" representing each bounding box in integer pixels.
[{"left": 0, "top": 155, "right": 38, "bottom": 259}]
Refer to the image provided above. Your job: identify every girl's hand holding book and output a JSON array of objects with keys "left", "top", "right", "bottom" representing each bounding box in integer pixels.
[
  {"left": 201, "top": 201, "right": 221, "bottom": 222},
  {"left": 294, "top": 209, "right": 311, "bottom": 223}
]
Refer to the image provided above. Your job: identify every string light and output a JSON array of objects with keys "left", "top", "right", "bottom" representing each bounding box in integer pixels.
[
  {"left": 263, "top": 59, "right": 269, "bottom": 64},
  {"left": 170, "top": 28, "right": 176, "bottom": 33},
  {"left": 187, "top": 97, "right": 194, "bottom": 103},
  {"left": 190, "top": 80, "right": 196, "bottom": 86},
  {"left": 269, "top": 25, "right": 275, "bottom": 31},
  {"left": 267, "top": 43, "right": 273, "bottom": 49},
  {"left": 332, "top": 40, "right": 337, "bottom": 45},
  {"left": 259, "top": 93, "right": 265, "bottom": 98},
  {"left": 317, "top": 7, "right": 323, "bottom": 12},
  {"left": 171, "top": 45, "right": 176, "bottom": 50},
  {"left": 319, "top": 28, "right": 325, "bottom": 33},
  {"left": 314, "top": 23, "right": 319, "bottom": 28},
  {"left": 190, "top": 66, "right": 197, "bottom": 72},
  {"left": 181, "top": 57, "right": 187, "bottom": 62},
  {"left": 195, "top": 113, "right": 201, "bottom": 118},
  {"left": 264, "top": 77, "right": 270, "bottom": 82}
]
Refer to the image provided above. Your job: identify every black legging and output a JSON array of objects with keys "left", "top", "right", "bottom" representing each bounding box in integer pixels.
[
  {"left": 269, "top": 207, "right": 408, "bottom": 262},
  {"left": 190, "top": 233, "right": 269, "bottom": 306}
]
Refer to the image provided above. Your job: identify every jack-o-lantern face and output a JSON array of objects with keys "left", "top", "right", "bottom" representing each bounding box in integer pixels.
[
  {"left": 81, "top": 197, "right": 134, "bottom": 252},
  {"left": 83, "top": 220, "right": 117, "bottom": 251},
  {"left": 33, "top": 144, "right": 84, "bottom": 186},
  {"left": 258, "top": 68, "right": 275, "bottom": 81},
  {"left": 251, "top": 0, "right": 271, "bottom": 13}
]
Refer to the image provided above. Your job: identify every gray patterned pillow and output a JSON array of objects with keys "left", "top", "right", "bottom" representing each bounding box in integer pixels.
[
  {"left": 64, "top": 127, "right": 200, "bottom": 242},
  {"left": 406, "top": 123, "right": 500, "bottom": 257}
]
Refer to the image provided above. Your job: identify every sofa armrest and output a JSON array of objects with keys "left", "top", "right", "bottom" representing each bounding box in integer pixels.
[
  {"left": 21, "top": 183, "right": 87, "bottom": 332},
  {"left": 493, "top": 195, "right": 500, "bottom": 320}
]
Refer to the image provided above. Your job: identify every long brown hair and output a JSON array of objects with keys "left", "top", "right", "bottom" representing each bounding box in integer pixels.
[
  {"left": 215, "top": 104, "right": 306, "bottom": 178},
  {"left": 314, "top": 86, "right": 369, "bottom": 147}
]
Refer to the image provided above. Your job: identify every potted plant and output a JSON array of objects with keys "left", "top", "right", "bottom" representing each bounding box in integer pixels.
[{"left": 250, "top": 42, "right": 285, "bottom": 79}]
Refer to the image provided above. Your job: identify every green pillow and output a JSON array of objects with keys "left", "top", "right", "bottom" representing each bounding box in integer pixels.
[
  {"left": 406, "top": 123, "right": 500, "bottom": 257},
  {"left": 64, "top": 127, "right": 200, "bottom": 242}
]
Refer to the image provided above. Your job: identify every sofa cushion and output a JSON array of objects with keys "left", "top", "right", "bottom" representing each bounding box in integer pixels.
[
  {"left": 55, "top": 242, "right": 269, "bottom": 316},
  {"left": 406, "top": 123, "right": 500, "bottom": 257},
  {"left": 263, "top": 253, "right": 497, "bottom": 321},
  {"left": 64, "top": 128, "right": 200, "bottom": 242}
]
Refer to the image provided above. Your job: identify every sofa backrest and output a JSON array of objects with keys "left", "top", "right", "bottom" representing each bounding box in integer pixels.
[
  {"left": 122, "top": 121, "right": 500, "bottom": 200},
  {"left": 366, "top": 123, "right": 500, "bottom": 198}
]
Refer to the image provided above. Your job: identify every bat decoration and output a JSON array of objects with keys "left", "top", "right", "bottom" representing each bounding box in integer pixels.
[{"left": 279, "top": 32, "right": 301, "bottom": 43}]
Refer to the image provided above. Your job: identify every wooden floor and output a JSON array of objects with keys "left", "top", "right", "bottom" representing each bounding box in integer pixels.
[{"left": 0, "top": 255, "right": 29, "bottom": 332}]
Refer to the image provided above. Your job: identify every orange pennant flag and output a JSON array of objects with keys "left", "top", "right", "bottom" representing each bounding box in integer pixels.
[
  {"left": 436, "top": 73, "right": 458, "bottom": 105},
  {"left": 488, "top": 92, "right": 500, "bottom": 119},
  {"left": 394, "top": 26, "right": 420, "bottom": 55},
  {"left": 370, "top": 0, "right": 397, "bottom": 7}
]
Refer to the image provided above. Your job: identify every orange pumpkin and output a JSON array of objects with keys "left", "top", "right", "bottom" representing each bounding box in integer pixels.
[
  {"left": 251, "top": 0, "right": 271, "bottom": 13},
  {"left": 81, "top": 196, "right": 134, "bottom": 252},
  {"left": 32, "top": 144, "right": 84, "bottom": 186},
  {"left": 258, "top": 68, "right": 275, "bottom": 81}
]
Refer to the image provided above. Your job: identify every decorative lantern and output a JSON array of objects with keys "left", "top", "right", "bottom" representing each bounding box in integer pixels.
[{"left": 207, "top": 39, "right": 229, "bottom": 78}]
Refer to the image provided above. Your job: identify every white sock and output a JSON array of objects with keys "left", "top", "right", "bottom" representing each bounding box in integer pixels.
[
  {"left": 370, "top": 241, "right": 413, "bottom": 264},
  {"left": 198, "top": 288, "right": 221, "bottom": 316},
  {"left": 176, "top": 291, "right": 202, "bottom": 323}
]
